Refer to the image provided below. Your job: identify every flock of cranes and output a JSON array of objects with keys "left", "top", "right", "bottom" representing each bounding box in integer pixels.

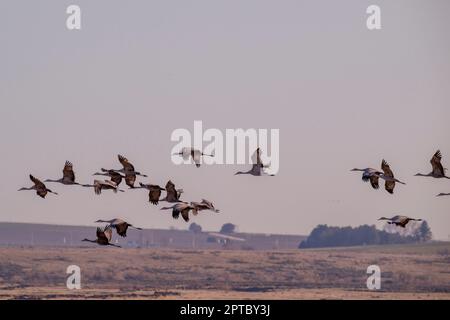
[
  {"left": 18, "top": 149, "right": 267, "bottom": 247},
  {"left": 351, "top": 150, "right": 450, "bottom": 229},
  {"left": 18, "top": 148, "right": 449, "bottom": 247},
  {"left": 351, "top": 150, "right": 449, "bottom": 194}
]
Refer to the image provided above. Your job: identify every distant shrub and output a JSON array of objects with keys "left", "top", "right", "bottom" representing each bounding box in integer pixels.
[
  {"left": 220, "top": 223, "right": 237, "bottom": 234},
  {"left": 299, "top": 224, "right": 430, "bottom": 249},
  {"left": 188, "top": 223, "right": 202, "bottom": 234}
]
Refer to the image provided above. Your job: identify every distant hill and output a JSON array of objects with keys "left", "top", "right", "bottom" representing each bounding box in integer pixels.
[{"left": 0, "top": 222, "right": 306, "bottom": 250}]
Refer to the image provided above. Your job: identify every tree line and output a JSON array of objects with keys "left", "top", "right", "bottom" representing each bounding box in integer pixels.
[{"left": 299, "top": 222, "right": 432, "bottom": 249}]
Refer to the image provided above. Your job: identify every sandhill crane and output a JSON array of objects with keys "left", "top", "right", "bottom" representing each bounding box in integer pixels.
[
  {"left": 378, "top": 215, "right": 422, "bottom": 228},
  {"left": 379, "top": 160, "right": 406, "bottom": 194},
  {"left": 45, "top": 161, "right": 86, "bottom": 186},
  {"left": 161, "top": 180, "right": 184, "bottom": 202},
  {"left": 350, "top": 167, "right": 382, "bottom": 190},
  {"left": 94, "top": 218, "right": 142, "bottom": 237},
  {"left": 82, "top": 226, "right": 121, "bottom": 247},
  {"left": 191, "top": 199, "right": 220, "bottom": 215},
  {"left": 92, "top": 180, "right": 124, "bottom": 195},
  {"left": 415, "top": 150, "right": 450, "bottom": 179},
  {"left": 18, "top": 175, "right": 58, "bottom": 198},
  {"left": 137, "top": 182, "right": 166, "bottom": 205},
  {"left": 93, "top": 169, "right": 125, "bottom": 186},
  {"left": 351, "top": 160, "right": 405, "bottom": 194},
  {"left": 436, "top": 193, "right": 450, "bottom": 197},
  {"left": 103, "top": 155, "right": 148, "bottom": 188},
  {"left": 173, "top": 147, "right": 214, "bottom": 168},
  {"left": 235, "top": 148, "right": 273, "bottom": 176},
  {"left": 160, "top": 202, "right": 195, "bottom": 222},
  {"left": 124, "top": 172, "right": 137, "bottom": 188},
  {"left": 118, "top": 154, "right": 147, "bottom": 176}
]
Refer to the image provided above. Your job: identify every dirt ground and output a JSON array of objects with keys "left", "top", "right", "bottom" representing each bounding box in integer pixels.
[{"left": 0, "top": 242, "right": 449, "bottom": 300}]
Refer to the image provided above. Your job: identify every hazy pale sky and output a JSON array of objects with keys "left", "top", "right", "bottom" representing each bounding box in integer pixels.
[{"left": 1, "top": 1, "right": 449, "bottom": 239}]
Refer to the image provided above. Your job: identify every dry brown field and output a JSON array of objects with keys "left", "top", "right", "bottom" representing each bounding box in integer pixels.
[{"left": 1, "top": 242, "right": 449, "bottom": 300}]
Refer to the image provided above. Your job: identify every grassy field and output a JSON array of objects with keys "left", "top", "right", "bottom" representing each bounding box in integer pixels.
[{"left": 0, "top": 242, "right": 449, "bottom": 300}]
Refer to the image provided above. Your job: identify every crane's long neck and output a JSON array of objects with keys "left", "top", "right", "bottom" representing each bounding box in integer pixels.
[
  {"left": 93, "top": 173, "right": 108, "bottom": 177},
  {"left": 82, "top": 239, "right": 96, "bottom": 243},
  {"left": 81, "top": 183, "right": 94, "bottom": 188},
  {"left": 389, "top": 177, "right": 406, "bottom": 184},
  {"left": 104, "top": 168, "right": 122, "bottom": 173},
  {"left": 45, "top": 178, "right": 62, "bottom": 183},
  {"left": 18, "top": 187, "right": 34, "bottom": 191},
  {"left": 202, "top": 153, "right": 214, "bottom": 157},
  {"left": 415, "top": 172, "right": 431, "bottom": 177},
  {"left": 135, "top": 172, "right": 147, "bottom": 177}
]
